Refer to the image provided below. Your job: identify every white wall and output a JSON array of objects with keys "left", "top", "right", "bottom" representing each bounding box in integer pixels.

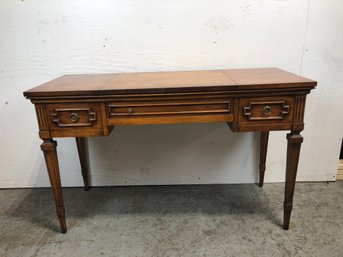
[{"left": 0, "top": 0, "right": 342, "bottom": 188}]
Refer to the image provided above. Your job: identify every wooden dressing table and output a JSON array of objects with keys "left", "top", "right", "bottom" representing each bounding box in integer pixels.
[{"left": 23, "top": 68, "right": 316, "bottom": 233}]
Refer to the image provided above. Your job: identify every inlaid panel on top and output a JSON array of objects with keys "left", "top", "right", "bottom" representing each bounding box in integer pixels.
[{"left": 222, "top": 68, "right": 315, "bottom": 88}]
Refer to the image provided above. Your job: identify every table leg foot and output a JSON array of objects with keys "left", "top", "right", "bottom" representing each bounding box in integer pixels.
[{"left": 57, "top": 207, "right": 67, "bottom": 233}]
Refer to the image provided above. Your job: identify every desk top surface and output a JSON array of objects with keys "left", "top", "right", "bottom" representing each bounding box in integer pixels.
[{"left": 24, "top": 68, "right": 316, "bottom": 98}]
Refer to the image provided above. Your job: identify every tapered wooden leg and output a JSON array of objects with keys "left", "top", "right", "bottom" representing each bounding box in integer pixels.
[
  {"left": 283, "top": 131, "right": 303, "bottom": 230},
  {"left": 76, "top": 137, "right": 90, "bottom": 191},
  {"left": 259, "top": 131, "right": 269, "bottom": 187},
  {"left": 41, "top": 139, "right": 67, "bottom": 233}
]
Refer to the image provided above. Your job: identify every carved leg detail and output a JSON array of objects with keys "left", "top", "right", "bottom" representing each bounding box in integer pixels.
[
  {"left": 76, "top": 137, "right": 90, "bottom": 191},
  {"left": 41, "top": 139, "right": 67, "bottom": 233},
  {"left": 283, "top": 131, "right": 303, "bottom": 230},
  {"left": 259, "top": 131, "right": 269, "bottom": 187}
]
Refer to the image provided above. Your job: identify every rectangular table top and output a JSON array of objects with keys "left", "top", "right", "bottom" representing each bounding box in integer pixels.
[{"left": 24, "top": 68, "right": 316, "bottom": 98}]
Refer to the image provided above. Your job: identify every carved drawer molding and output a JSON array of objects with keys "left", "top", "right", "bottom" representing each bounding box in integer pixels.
[
  {"left": 51, "top": 108, "right": 97, "bottom": 127},
  {"left": 243, "top": 100, "right": 290, "bottom": 121}
]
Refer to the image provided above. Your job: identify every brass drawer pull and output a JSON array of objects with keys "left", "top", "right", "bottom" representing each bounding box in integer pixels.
[
  {"left": 263, "top": 105, "right": 272, "bottom": 116},
  {"left": 70, "top": 112, "right": 79, "bottom": 122}
]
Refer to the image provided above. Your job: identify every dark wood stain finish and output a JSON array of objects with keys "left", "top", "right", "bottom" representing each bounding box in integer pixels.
[{"left": 23, "top": 68, "right": 316, "bottom": 233}]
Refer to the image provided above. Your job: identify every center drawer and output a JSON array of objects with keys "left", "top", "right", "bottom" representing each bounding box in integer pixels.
[
  {"left": 106, "top": 97, "right": 233, "bottom": 125},
  {"left": 107, "top": 100, "right": 231, "bottom": 116}
]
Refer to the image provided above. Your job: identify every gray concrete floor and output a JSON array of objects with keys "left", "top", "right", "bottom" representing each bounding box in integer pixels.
[{"left": 0, "top": 182, "right": 342, "bottom": 257}]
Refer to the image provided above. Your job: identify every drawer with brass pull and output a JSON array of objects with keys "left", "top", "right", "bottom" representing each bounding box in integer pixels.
[
  {"left": 238, "top": 96, "right": 294, "bottom": 130},
  {"left": 44, "top": 103, "right": 103, "bottom": 131}
]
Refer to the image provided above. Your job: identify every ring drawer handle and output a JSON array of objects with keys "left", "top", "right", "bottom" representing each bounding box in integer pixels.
[
  {"left": 70, "top": 112, "right": 79, "bottom": 122},
  {"left": 263, "top": 106, "right": 272, "bottom": 116}
]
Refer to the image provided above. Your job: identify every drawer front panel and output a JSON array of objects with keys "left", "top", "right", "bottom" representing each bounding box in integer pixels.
[
  {"left": 106, "top": 97, "right": 233, "bottom": 125},
  {"left": 45, "top": 103, "right": 102, "bottom": 130},
  {"left": 239, "top": 96, "right": 294, "bottom": 125},
  {"left": 107, "top": 100, "right": 231, "bottom": 116}
]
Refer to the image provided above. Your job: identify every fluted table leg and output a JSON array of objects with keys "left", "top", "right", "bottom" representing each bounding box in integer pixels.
[
  {"left": 41, "top": 139, "right": 67, "bottom": 233},
  {"left": 283, "top": 131, "right": 303, "bottom": 229}
]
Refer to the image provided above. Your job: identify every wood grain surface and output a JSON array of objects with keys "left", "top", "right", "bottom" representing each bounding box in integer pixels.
[{"left": 24, "top": 68, "right": 316, "bottom": 97}]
